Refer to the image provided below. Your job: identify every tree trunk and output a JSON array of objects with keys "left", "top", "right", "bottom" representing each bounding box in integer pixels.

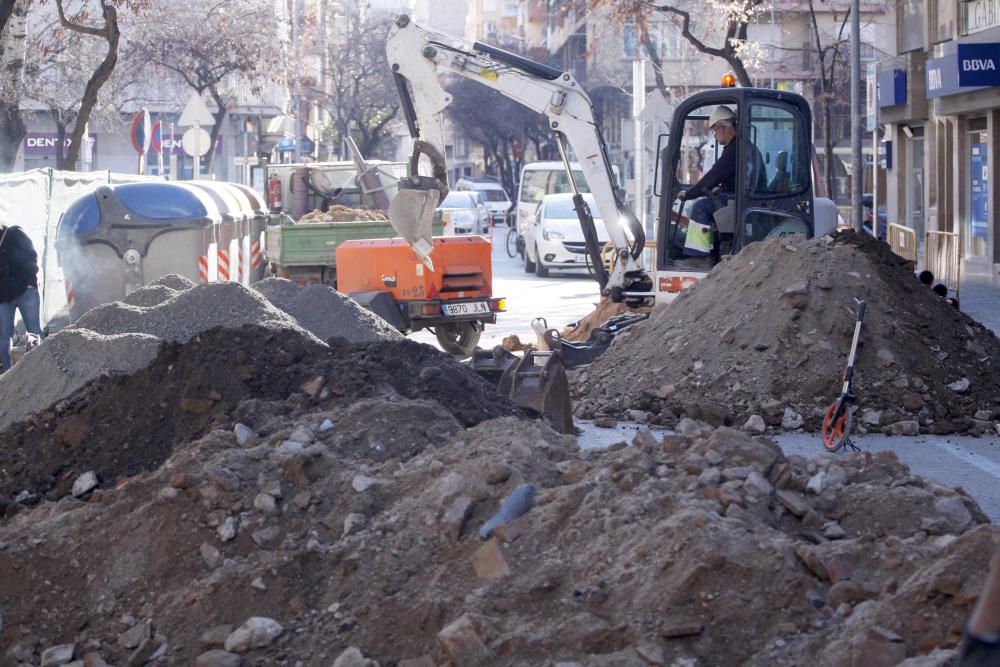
[
  {"left": 205, "top": 85, "right": 227, "bottom": 175},
  {"left": 61, "top": 0, "right": 120, "bottom": 169},
  {"left": 0, "top": 0, "right": 29, "bottom": 172}
]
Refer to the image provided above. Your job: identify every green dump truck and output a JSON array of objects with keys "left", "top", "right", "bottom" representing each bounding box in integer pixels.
[{"left": 262, "top": 160, "right": 430, "bottom": 284}]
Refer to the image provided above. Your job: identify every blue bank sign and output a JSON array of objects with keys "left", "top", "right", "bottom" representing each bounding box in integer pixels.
[
  {"left": 958, "top": 43, "right": 1000, "bottom": 86},
  {"left": 928, "top": 42, "right": 1000, "bottom": 97}
]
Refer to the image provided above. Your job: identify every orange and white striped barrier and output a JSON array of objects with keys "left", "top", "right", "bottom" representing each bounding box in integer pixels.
[
  {"left": 217, "top": 248, "right": 230, "bottom": 281},
  {"left": 236, "top": 246, "right": 244, "bottom": 282},
  {"left": 64, "top": 277, "right": 77, "bottom": 315},
  {"left": 198, "top": 255, "right": 209, "bottom": 283},
  {"left": 251, "top": 239, "right": 261, "bottom": 270}
]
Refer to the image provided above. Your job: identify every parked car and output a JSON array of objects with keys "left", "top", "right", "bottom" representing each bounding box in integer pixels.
[
  {"left": 522, "top": 192, "right": 609, "bottom": 277},
  {"left": 433, "top": 191, "right": 491, "bottom": 235},
  {"left": 455, "top": 177, "right": 513, "bottom": 226},
  {"left": 862, "top": 192, "right": 888, "bottom": 240}
]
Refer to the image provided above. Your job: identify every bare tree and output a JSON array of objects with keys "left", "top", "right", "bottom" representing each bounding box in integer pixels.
[
  {"left": 444, "top": 77, "right": 551, "bottom": 199},
  {"left": 124, "top": 0, "right": 283, "bottom": 173},
  {"left": 310, "top": 6, "right": 400, "bottom": 158},
  {"left": 806, "top": 0, "right": 851, "bottom": 201},
  {"left": 591, "top": 0, "right": 768, "bottom": 87},
  {"left": 0, "top": 0, "right": 31, "bottom": 170}
]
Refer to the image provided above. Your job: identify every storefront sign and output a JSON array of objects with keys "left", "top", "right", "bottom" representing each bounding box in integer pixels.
[
  {"left": 159, "top": 132, "right": 222, "bottom": 155},
  {"left": 963, "top": 0, "right": 1000, "bottom": 36},
  {"left": 877, "top": 68, "right": 907, "bottom": 107},
  {"left": 24, "top": 132, "right": 97, "bottom": 155},
  {"left": 927, "top": 54, "right": 986, "bottom": 97},
  {"left": 958, "top": 43, "right": 1000, "bottom": 85}
]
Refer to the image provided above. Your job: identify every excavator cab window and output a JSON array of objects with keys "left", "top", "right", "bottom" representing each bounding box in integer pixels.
[{"left": 738, "top": 101, "right": 813, "bottom": 247}]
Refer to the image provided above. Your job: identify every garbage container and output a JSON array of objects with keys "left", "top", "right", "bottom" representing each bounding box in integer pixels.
[{"left": 56, "top": 182, "right": 223, "bottom": 321}]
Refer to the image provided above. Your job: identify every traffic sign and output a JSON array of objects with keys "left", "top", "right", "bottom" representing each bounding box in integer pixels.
[
  {"left": 177, "top": 92, "right": 214, "bottom": 127},
  {"left": 130, "top": 109, "right": 151, "bottom": 154},
  {"left": 151, "top": 121, "right": 162, "bottom": 154},
  {"left": 181, "top": 127, "right": 212, "bottom": 156}
]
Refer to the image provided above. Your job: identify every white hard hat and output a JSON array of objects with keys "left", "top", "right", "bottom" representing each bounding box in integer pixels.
[{"left": 709, "top": 106, "right": 736, "bottom": 128}]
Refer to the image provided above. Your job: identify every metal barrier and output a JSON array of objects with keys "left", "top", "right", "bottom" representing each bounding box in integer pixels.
[
  {"left": 888, "top": 223, "right": 918, "bottom": 262},
  {"left": 925, "top": 230, "right": 961, "bottom": 302}
]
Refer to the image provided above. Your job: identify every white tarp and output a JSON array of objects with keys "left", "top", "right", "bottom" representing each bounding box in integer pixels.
[{"left": 0, "top": 168, "right": 163, "bottom": 327}]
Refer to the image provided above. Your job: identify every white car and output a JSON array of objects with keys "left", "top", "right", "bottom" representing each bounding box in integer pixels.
[
  {"left": 454, "top": 177, "right": 513, "bottom": 226},
  {"left": 433, "top": 191, "right": 491, "bottom": 235},
  {"left": 523, "top": 193, "right": 609, "bottom": 277}
]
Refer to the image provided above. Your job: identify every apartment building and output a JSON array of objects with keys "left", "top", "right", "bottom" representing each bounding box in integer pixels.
[{"left": 875, "top": 0, "right": 1000, "bottom": 278}]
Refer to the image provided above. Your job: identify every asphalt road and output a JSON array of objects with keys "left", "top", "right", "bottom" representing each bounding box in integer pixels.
[{"left": 411, "top": 231, "right": 1000, "bottom": 524}]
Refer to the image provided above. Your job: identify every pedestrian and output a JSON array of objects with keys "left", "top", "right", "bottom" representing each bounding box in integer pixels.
[{"left": 0, "top": 224, "right": 44, "bottom": 372}]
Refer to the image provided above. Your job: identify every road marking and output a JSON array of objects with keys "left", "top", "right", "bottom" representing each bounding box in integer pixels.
[{"left": 926, "top": 439, "right": 1000, "bottom": 478}]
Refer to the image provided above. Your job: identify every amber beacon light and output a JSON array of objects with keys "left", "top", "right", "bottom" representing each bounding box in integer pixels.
[{"left": 721, "top": 73, "right": 736, "bottom": 88}]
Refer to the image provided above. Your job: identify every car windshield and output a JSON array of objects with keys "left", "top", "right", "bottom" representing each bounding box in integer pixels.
[
  {"left": 478, "top": 190, "right": 508, "bottom": 202},
  {"left": 440, "top": 192, "right": 476, "bottom": 208},
  {"left": 544, "top": 195, "right": 599, "bottom": 220}
]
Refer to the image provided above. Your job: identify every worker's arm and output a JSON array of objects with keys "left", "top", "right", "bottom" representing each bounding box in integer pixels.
[{"left": 682, "top": 141, "right": 738, "bottom": 200}]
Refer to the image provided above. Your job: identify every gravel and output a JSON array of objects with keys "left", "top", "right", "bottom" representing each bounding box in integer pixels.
[
  {"left": 252, "top": 278, "right": 403, "bottom": 343},
  {"left": 0, "top": 282, "right": 323, "bottom": 434}
]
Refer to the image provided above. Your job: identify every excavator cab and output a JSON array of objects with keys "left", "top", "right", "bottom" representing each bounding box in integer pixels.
[{"left": 656, "top": 88, "right": 816, "bottom": 273}]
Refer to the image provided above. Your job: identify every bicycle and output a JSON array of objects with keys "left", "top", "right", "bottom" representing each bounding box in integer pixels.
[{"left": 505, "top": 223, "right": 520, "bottom": 258}]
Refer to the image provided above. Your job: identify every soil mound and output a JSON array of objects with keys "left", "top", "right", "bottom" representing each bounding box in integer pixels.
[
  {"left": 252, "top": 278, "right": 403, "bottom": 343},
  {"left": 1, "top": 411, "right": 996, "bottom": 666},
  {"left": 0, "top": 282, "right": 317, "bottom": 435},
  {"left": 0, "top": 325, "right": 520, "bottom": 512},
  {"left": 573, "top": 232, "right": 1000, "bottom": 435}
]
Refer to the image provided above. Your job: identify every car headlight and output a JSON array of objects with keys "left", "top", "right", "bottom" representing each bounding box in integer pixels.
[{"left": 543, "top": 229, "right": 564, "bottom": 241}]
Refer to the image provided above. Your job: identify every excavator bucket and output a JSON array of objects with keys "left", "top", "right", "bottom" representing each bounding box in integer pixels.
[
  {"left": 476, "top": 348, "right": 574, "bottom": 434},
  {"left": 388, "top": 139, "right": 449, "bottom": 271}
]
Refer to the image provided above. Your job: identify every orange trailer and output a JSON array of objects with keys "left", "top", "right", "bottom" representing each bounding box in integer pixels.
[{"left": 336, "top": 235, "right": 505, "bottom": 356}]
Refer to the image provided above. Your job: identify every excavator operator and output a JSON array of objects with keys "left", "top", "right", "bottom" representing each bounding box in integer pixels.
[{"left": 676, "top": 105, "right": 739, "bottom": 252}]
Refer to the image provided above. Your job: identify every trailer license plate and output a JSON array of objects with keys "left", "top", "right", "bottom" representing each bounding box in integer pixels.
[{"left": 442, "top": 301, "right": 489, "bottom": 316}]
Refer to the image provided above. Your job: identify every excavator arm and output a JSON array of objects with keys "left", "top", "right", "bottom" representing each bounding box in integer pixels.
[{"left": 386, "top": 14, "right": 652, "bottom": 303}]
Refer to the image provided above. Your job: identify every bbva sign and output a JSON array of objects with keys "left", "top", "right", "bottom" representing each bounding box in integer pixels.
[{"left": 957, "top": 43, "right": 1000, "bottom": 86}]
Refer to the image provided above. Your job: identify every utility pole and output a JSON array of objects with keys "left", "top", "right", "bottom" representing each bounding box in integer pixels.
[
  {"left": 850, "top": 0, "right": 862, "bottom": 231},
  {"left": 292, "top": 0, "right": 301, "bottom": 163},
  {"left": 633, "top": 50, "right": 646, "bottom": 237}
]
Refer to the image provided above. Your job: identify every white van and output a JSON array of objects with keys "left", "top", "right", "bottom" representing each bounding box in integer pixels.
[
  {"left": 515, "top": 161, "right": 621, "bottom": 235},
  {"left": 454, "top": 177, "right": 513, "bottom": 226}
]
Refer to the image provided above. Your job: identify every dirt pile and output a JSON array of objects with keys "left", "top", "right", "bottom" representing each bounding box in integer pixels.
[
  {"left": 573, "top": 232, "right": 1000, "bottom": 435},
  {"left": 0, "top": 282, "right": 317, "bottom": 435},
  {"left": 0, "top": 325, "right": 519, "bottom": 511},
  {"left": 299, "top": 206, "right": 389, "bottom": 223},
  {"left": 253, "top": 278, "right": 404, "bottom": 343},
  {"left": 1, "top": 377, "right": 997, "bottom": 666}
]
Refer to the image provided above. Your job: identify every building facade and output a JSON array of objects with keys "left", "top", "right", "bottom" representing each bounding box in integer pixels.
[{"left": 876, "top": 0, "right": 1000, "bottom": 278}]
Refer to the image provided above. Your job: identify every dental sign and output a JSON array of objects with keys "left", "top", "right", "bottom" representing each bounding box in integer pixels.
[
  {"left": 963, "top": 0, "right": 1000, "bottom": 35},
  {"left": 958, "top": 43, "right": 1000, "bottom": 86}
]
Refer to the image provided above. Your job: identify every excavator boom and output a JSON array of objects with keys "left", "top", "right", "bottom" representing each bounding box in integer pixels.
[{"left": 386, "top": 14, "right": 652, "bottom": 303}]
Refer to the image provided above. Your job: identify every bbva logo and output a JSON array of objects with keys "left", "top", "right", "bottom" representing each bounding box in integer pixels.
[{"left": 962, "top": 58, "right": 997, "bottom": 72}]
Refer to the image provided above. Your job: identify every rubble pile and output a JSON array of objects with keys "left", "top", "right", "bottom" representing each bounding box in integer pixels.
[
  {"left": 298, "top": 206, "right": 389, "bottom": 223},
  {"left": 0, "top": 277, "right": 402, "bottom": 436},
  {"left": 253, "top": 278, "right": 404, "bottom": 343},
  {"left": 574, "top": 232, "right": 1000, "bottom": 435},
  {"left": 0, "top": 325, "right": 519, "bottom": 513},
  {"left": 1, "top": 355, "right": 996, "bottom": 665}
]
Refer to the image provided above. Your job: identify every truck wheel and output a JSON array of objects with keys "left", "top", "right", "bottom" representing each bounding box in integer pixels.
[{"left": 434, "top": 322, "right": 481, "bottom": 358}]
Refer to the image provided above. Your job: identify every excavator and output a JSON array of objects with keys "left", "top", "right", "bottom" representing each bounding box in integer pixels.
[
  {"left": 383, "top": 15, "right": 839, "bottom": 308},
  {"left": 377, "top": 15, "right": 840, "bottom": 430}
]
